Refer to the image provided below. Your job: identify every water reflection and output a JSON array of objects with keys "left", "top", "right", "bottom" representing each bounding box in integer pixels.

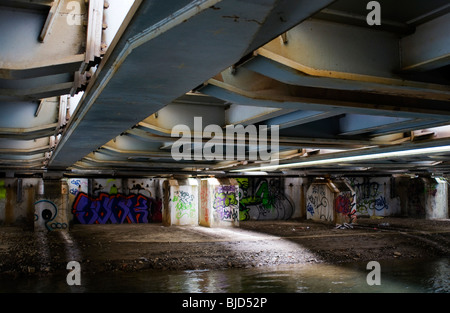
[{"left": 0, "top": 258, "right": 448, "bottom": 293}]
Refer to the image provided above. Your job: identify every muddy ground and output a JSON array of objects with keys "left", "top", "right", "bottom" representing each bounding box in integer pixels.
[{"left": 0, "top": 217, "right": 449, "bottom": 277}]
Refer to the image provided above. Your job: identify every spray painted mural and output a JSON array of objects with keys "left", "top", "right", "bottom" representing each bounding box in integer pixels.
[
  {"left": 335, "top": 191, "right": 356, "bottom": 221},
  {"left": 127, "top": 179, "right": 162, "bottom": 223},
  {"left": 172, "top": 189, "right": 197, "bottom": 221},
  {"left": 72, "top": 192, "right": 152, "bottom": 224},
  {"left": 213, "top": 185, "right": 239, "bottom": 222},
  {"left": 236, "top": 178, "right": 294, "bottom": 221},
  {"left": 345, "top": 177, "right": 400, "bottom": 216},
  {"left": 68, "top": 178, "right": 163, "bottom": 223}
]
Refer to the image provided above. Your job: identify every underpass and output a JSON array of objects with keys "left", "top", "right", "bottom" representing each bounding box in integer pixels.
[{"left": 0, "top": 0, "right": 449, "bottom": 294}]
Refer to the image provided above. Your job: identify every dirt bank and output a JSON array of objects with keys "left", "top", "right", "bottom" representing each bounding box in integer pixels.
[{"left": 0, "top": 217, "right": 449, "bottom": 277}]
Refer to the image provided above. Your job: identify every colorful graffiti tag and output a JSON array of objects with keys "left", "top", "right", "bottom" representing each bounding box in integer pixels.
[
  {"left": 69, "top": 179, "right": 88, "bottom": 195},
  {"left": 72, "top": 192, "right": 152, "bottom": 224},
  {"left": 236, "top": 178, "right": 293, "bottom": 221},
  {"left": 172, "top": 189, "right": 196, "bottom": 220},
  {"left": 346, "top": 178, "right": 389, "bottom": 215},
  {"left": 335, "top": 191, "right": 356, "bottom": 222},
  {"left": 213, "top": 185, "right": 239, "bottom": 222},
  {"left": 35, "top": 199, "right": 67, "bottom": 231}
]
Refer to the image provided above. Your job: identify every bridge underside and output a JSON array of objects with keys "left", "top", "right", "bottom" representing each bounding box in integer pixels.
[{"left": 0, "top": 0, "right": 449, "bottom": 179}]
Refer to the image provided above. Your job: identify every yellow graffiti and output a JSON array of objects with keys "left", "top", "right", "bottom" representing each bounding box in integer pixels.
[{"left": 0, "top": 181, "right": 5, "bottom": 200}]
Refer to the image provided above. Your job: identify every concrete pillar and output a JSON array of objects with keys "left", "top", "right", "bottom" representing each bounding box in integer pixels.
[
  {"left": 34, "top": 178, "right": 69, "bottom": 232},
  {"left": 199, "top": 178, "right": 239, "bottom": 228},
  {"left": 424, "top": 177, "right": 448, "bottom": 220},
  {"left": 333, "top": 179, "right": 357, "bottom": 224},
  {"left": 163, "top": 178, "right": 199, "bottom": 226},
  {"left": 306, "top": 180, "right": 336, "bottom": 223},
  {"left": 284, "top": 177, "right": 304, "bottom": 219},
  {"left": 0, "top": 178, "right": 41, "bottom": 228}
]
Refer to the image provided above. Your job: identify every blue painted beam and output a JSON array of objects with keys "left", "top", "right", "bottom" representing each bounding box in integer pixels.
[
  {"left": 200, "top": 82, "right": 450, "bottom": 120},
  {"left": 243, "top": 55, "right": 450, "bottom": 100},
  {"left": 401, "top": 12, "right": 450, "bottom": 71},
  {"left": 261, "top": 110, "right": 340, "bottom": 129},
  {"left": 339, "top": 114, "right": 412, "bottom": 135},
  {"left": 339, "top": 114, "right": 449, "bottom": 136}
]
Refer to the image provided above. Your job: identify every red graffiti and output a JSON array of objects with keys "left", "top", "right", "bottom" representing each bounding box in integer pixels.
[{"left": 335, "top": 193, "right": 355, "bottom": 216}]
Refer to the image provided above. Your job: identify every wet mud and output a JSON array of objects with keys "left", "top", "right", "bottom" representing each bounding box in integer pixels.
[{"left": 0, "top": 217, "right": 449, "bottom": 277}]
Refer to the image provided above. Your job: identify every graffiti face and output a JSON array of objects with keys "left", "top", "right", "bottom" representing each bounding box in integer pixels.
[
  {"left": 72, "top": 192, "right": 152, "bottom": 224},
  {"left": 35, "top": 199, "right": 67, "bottom": 231}
]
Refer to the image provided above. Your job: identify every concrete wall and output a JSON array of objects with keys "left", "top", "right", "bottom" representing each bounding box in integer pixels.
[
  {"left": 0, "top": 175, "right": 447, "bottom": 229},
  {"left": 0, "top": 178, "right": 39, "bottom": 228},
  {"left": 199, "top": 178, "right": 239, "bottom": 227},
  {"left": 69, "top": 178, "right": 163, "bottom": 224},
  {"left": 344, "top": 177, "right": 401, "bottom": 217},
  {"left": 306, "top": 182, "right": 336, "bottom": 222},
  {"left": 234, "top": 177, "right": 302, "bottom": 221},
  {"left": 163, "top": 179, "right": 199, "bottom": 226},
  {"left": 35, "top": 179, "right": 70, "bottom": 232}
]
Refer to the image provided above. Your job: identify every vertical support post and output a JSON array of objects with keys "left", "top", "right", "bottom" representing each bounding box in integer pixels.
[
  {"left": 163, "top": 179, "right": 199, "bottom": 226},
  {"left": 424, "top": 177, "right": 448, "bottom": 220},
  {"left": 34, "top": 178, "right": 69, "bottom": 232},
  {"left": 61, "top": 178, "right": 69, "bottom": 230}
]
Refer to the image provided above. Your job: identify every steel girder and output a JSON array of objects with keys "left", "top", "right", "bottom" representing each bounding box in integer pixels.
[
  {"left": 48, "top": 0, "right": 337, "bottom": 170},
  {"left": 2, "top": 0, "right": 450, "bottom": 176}
]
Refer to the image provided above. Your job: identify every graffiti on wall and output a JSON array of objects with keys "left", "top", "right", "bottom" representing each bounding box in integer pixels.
[
  {"left": 236, "top": 178, "right": 293, "bottom": 221},
  {"left": 172, "top": 189, "right": 195, "bottom": 220},
  {"left": 346, "top": 178, "right": 388, "bottom": 215},
  {"left": 306, "top": 184, "right": 333, "bottom": 222},
  {"left": 213, "top": 185, "right": 239, "bottom": 222},
  {"left": 69, "top": 179, "right": 88, "bottom": 195},
  {"left": 72, "top": 192, "right": 152, "bottom": 224},
  {"left": 35, "top": 199, "right": 67, "bottom": 231},
  {"left": 0, "top": 180, "right": 5, "bottom": 200},
  {"left": 335, "top": 191, "right": 356, "bottom": 222},
  {"left": 128, "top": 180, "right": 162, "bottom": 222}
]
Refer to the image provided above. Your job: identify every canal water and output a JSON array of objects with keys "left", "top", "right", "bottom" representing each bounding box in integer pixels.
[{"left": 1, "top": 257, "right": 448, "bottom": 293}]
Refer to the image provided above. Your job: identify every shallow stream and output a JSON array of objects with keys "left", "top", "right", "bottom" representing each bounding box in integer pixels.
[{"left": 1, "top": 257, "right": 448, "bottom": 293}]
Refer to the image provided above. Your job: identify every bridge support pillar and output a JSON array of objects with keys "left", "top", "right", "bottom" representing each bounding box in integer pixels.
[
  {"left": 163, "top": 179, "right": 199, "bottom": 226},
  {"left": 424, "top": 177, "right": 448, "bottom": 220},
  {"left": 34, "top": 178, "right": 70, "bottom": 232},
  {"left": 199, "top": 178, "right": 239, "bottom": 228}
]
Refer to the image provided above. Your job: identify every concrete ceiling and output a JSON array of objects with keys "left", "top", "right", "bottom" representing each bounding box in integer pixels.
[{"left": 1, "top": 0, "right": 450, "bottom": 178}]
